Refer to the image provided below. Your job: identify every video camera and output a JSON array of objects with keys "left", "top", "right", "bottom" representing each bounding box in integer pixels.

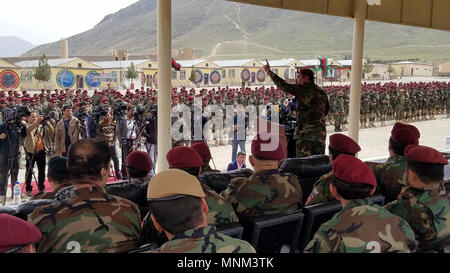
[
  {"left": 92, "top": 106, "right": 109, "bottom": 123},
  {"left": 2, "top": 106, "right": 30, "bottom": 127}
]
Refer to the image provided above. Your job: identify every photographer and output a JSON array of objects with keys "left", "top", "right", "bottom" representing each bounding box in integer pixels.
[
  {"left": 97, "top": 110, "right": 122, "bottom": 180},
  {"left": 142, "top": 105, "right": 157, "bottom": 175},
  {"left": 24, "top": 111, "right": 54, "bottom": 196},
  {"left": 0, "top": 106, "right": 27, "bottom": 204},
  {"left": 55, "top": 105, "right": 81, "bottom": 157},
  {"left": 74, "top": 102, "right": 90, "bottom": 139},
  {"left": 116, "top": 105, "right": 140, "bottom": 180}
]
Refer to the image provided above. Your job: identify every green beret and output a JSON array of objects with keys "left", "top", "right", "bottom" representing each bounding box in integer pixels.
[{"left": 48, "top": 156, "right": 68, "bottom": 177}]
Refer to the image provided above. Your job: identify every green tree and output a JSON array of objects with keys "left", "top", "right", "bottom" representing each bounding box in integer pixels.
[
  {"left": 387, "top": 64, "right": 394, "bottom": 80},
  {"left": 125, "top": 62, "right": 139, "bottom": 83},
  {"left": 189, "top": 66, "right": 196, "bottom": 83},
  {"left": 33, "top": 54, "right": 51, "bottom": 88},
  {"left": 363, "top": 58, "right": 374, "bottom": 79}
]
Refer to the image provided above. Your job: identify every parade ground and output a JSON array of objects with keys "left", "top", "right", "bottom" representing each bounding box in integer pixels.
[{"left": 5, "top": 114, "right": 449, "bottom": 206}]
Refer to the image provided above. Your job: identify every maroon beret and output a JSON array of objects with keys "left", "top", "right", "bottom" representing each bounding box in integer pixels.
[
  {"left": 333, "top": 154, "right": 377, "bottom": 187},
  {"left": 127, "top": 151, "right": 153, "bottom": 172},
  {"left": 0, "top": 214, "right": 41, "bottom": 253},
  {"left": 166, "top": 146, "right": 203, "bottom": 169},
  {"left": 0, "top": 98, "right": 5, "bottom": 104},
  {"left": 21, "top": 97, "right": 29, "bottom": 102},
  {"left": 329, "top": 134, "right": 361, "bottom": 155},
  {"left": 191, "top": 141, "right": 212, "bottom": 162},
  {"left": 251, "top": 133, "right": 285, "bottom": 160},
  {"left": 404, "top": 145, "right": 448, "bottom": 165},
  {"left": 391, "top": 123, "right": 420, "bottom": 146}
]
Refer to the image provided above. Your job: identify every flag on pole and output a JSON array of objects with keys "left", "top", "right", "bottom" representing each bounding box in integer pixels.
[{"left": 171, "top": 58, "right": 181, "bottom": 71}]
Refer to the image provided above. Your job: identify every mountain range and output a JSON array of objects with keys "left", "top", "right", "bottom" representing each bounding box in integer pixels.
[
  {"left": 0, "top": 36, "right": 35, "bottom": 58},
  {"left": 22, "top": 0, "right": 450, "bottom": 61}
]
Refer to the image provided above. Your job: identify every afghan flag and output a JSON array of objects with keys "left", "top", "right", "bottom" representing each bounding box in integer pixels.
[
  {"left": 171, "top": 58, "right": 181, "bottom": 71},
  {"left": 320, "top": 58, "right": 328, "bottom": 77}
]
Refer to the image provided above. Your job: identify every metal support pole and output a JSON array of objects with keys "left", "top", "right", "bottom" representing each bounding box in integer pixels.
[
  {"left": 348, "top": 0, "right": 366, "bottom": 144},
  {"left": 156, "top": 0, "right": 172, "bottom": 173}
]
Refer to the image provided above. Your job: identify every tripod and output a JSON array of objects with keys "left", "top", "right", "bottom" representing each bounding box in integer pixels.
[{"left": 2, "top": 123, "right": 22, "bottom": 205}]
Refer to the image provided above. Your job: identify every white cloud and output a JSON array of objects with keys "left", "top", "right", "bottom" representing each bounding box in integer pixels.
[{"left": 0, "top": 0, "right": 139, "bottom": 45}]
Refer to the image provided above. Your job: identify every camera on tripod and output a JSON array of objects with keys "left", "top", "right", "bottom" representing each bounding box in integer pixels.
[{"left": 2, "top": 106, "right": 31, "bottom": 127}]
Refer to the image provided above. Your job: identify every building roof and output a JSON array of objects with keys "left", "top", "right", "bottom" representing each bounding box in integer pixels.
[
  {"left": 337, "top": 60, "right": 353, "bottom": 66},
  {"left": 300, "top": 59, "right": 320, "bottom": 66},
  {"left": 212, "top": 59, "right": 254, "bottom": 67},
  {"left": 266, "top": 58, "right": 296, "bottom": 67},
  {"left": 92, "top": 59, "right": 148, "bottom": 69},
  {"left": 227, "top": 0, "right": 450, "bottom": 32},
  {"left": 177, "top": 59, "right": 207, "bottom": 68},
  {"left": 15, "top": 58, "right": 78, "bottom": 68},
  {"left": 392, "top": 61, "right": 432, "bottom": 66}
]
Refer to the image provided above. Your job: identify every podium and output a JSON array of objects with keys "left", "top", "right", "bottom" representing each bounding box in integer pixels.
[{"left": 255, "top": 118, "right": 288, "bottom": 160}]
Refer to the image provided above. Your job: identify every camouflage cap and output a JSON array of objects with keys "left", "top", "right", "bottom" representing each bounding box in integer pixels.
[{"left": 147, "top": 169, "right": 205, "bottom": 200}]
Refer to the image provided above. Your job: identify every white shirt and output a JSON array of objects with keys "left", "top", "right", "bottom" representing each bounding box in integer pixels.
[{"left": 126, "top": 119, "right": 137, "bottom": 139}]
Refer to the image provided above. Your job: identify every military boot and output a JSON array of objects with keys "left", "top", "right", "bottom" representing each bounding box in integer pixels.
[{"left": 0, "top": 195, "right": 5, "bottom": 206}]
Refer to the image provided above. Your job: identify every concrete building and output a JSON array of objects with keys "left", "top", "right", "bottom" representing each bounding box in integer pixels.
[
  {"left": 213, "top": 59, "right": 264, "bottom": 87},
  {"left": 391, "top": 61, "right": 433, "bottom": 77},
  {"left": 14, "top": 58, "right": 102, "bottom": 90}
]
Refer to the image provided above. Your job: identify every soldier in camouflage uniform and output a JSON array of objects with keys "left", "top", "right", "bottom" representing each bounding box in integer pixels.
[
  {"left": 223, "top": 134, "right": 303, "bottom": 222},
  {"left": 191, "top": 141, "right": 220, "bottom": 174},
  {"left": 368, "top": 89, "right": 378, "bottom": 128},
  {"left": 372, "top": 123, "right": 420, "bottom": 204},
  {"left": 145, "top": 169, "right": 255, "bottom": 253},
  {"left": 385, "top": 145, "right": 450, "bottom": 252},
  {"left": 31, "top": 156, "right": 72, "bottom": 201},
  {"left": 166, "top": 146, "right": 239, "bottom": 225},
  {"left": 28, "top": 140, "right": 141, "bottom": 253},
  {"left": 306, "top": 133, "right": 361, "bottom": 206},
  {"left": 333, "top": 91, "right": 345, "bottom": 132},
  {"left": 360, "top": 92, "right": 370, "bottom": 128},
  {"left": 264, "top": 63, "right": 329, "bottom": 157},
  {"left": 304, "top": 154, "right": 417, "bottom": 253},
  {"left": 378, "top": 88, "right": 390, "bottom": 127}
]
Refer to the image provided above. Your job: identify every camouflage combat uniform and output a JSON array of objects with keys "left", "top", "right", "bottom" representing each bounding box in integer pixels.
[
  {"left": 31, "top": 182, "right": 73, "bottom": 201},
  {"left": 385, "top": 182, "right": 450, "bottom": 251},
  {"left": 222, "top": 169, "right": 303, "bottom": 221},
  {"left": 371, "top": 155, "right": 408, "bottom": 204},
  {"left": 306, "top": 172, "right": 336, "bottom": 206},
  {"left": 155, "top": 226, "right": 256, "bottom": 253},
  {"left": 29, "top": 186, "right": 141, "bottom": 253},
  {"left": 304, "top": 198, "right": 417, "bottom": 253},
  {"left": 202, "top": 183, "right": 239, "bottom": 225},
  {"left": 268, "top": 71, "right": 329, "bottom": 157}
]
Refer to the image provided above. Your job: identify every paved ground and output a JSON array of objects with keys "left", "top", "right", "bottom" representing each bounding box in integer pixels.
[{"left": 4, "top": 114, "right": 448, "bottom": 206}]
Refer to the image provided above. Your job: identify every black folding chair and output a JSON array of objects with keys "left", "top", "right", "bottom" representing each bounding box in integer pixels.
[
  {"left": 216, "top": 222, "right": 244, "bottom": 239},
  {"left": 298, "top": 194, "right": 386, "bottom": 252},
  {"left": 242, "top": 210, "right": 304, "bottom": 253}
]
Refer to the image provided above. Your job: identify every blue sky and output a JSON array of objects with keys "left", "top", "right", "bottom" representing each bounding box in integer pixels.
[{"left": 0, "top": 0, "right": 139, "bottom": 45}]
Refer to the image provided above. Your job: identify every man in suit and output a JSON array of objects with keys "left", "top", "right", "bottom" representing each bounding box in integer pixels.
[{"left": 227, "top": 151, "right": 246, "bottom": 172}]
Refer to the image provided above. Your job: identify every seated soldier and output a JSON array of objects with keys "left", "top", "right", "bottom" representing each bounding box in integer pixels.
[
  {"left": 139, "top": 146, "right": 239, "bottom": 247},
  {"left": 191, "top": 141, "right": 220, "bottom": 174},
  {"left": 146, "top": 169, "right": 256, "bottom": 253},
  {"left": 222, "top": 133, "right": 303, "bottom": 222},
  {"left": 385, "top": 145, "right": 450, "bottom": 251},
  {"left": 304, "top": 154, "right": 417, "bottom": 253},
  {"left": 28, "top": 140, "right": 141, "bottom": 253},
  {"left": 371, "top": 123, "right": 420, "bottom": 203},
  {"left": 165, "top": 146, "right": 239, "bottom": 225},
  {"left": 31, "top": 156, "right": 72, "bottom": 200},
  {"left": 306, "top": 133, "right": 361, "bottom": 205},
  {"left": 126, "top": 150, "right": 153, "bottom": 184},
  {"left": 0, "top": 214, "right": 42, "bottom": 253}
]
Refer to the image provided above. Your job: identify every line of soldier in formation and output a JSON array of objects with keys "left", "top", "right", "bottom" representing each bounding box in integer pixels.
[
  {"left": 0, "top": 80, "right": 448, "bottom": 148},
  {"left": 326, "top": 81, "right": 450, "bottom": 132}
]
